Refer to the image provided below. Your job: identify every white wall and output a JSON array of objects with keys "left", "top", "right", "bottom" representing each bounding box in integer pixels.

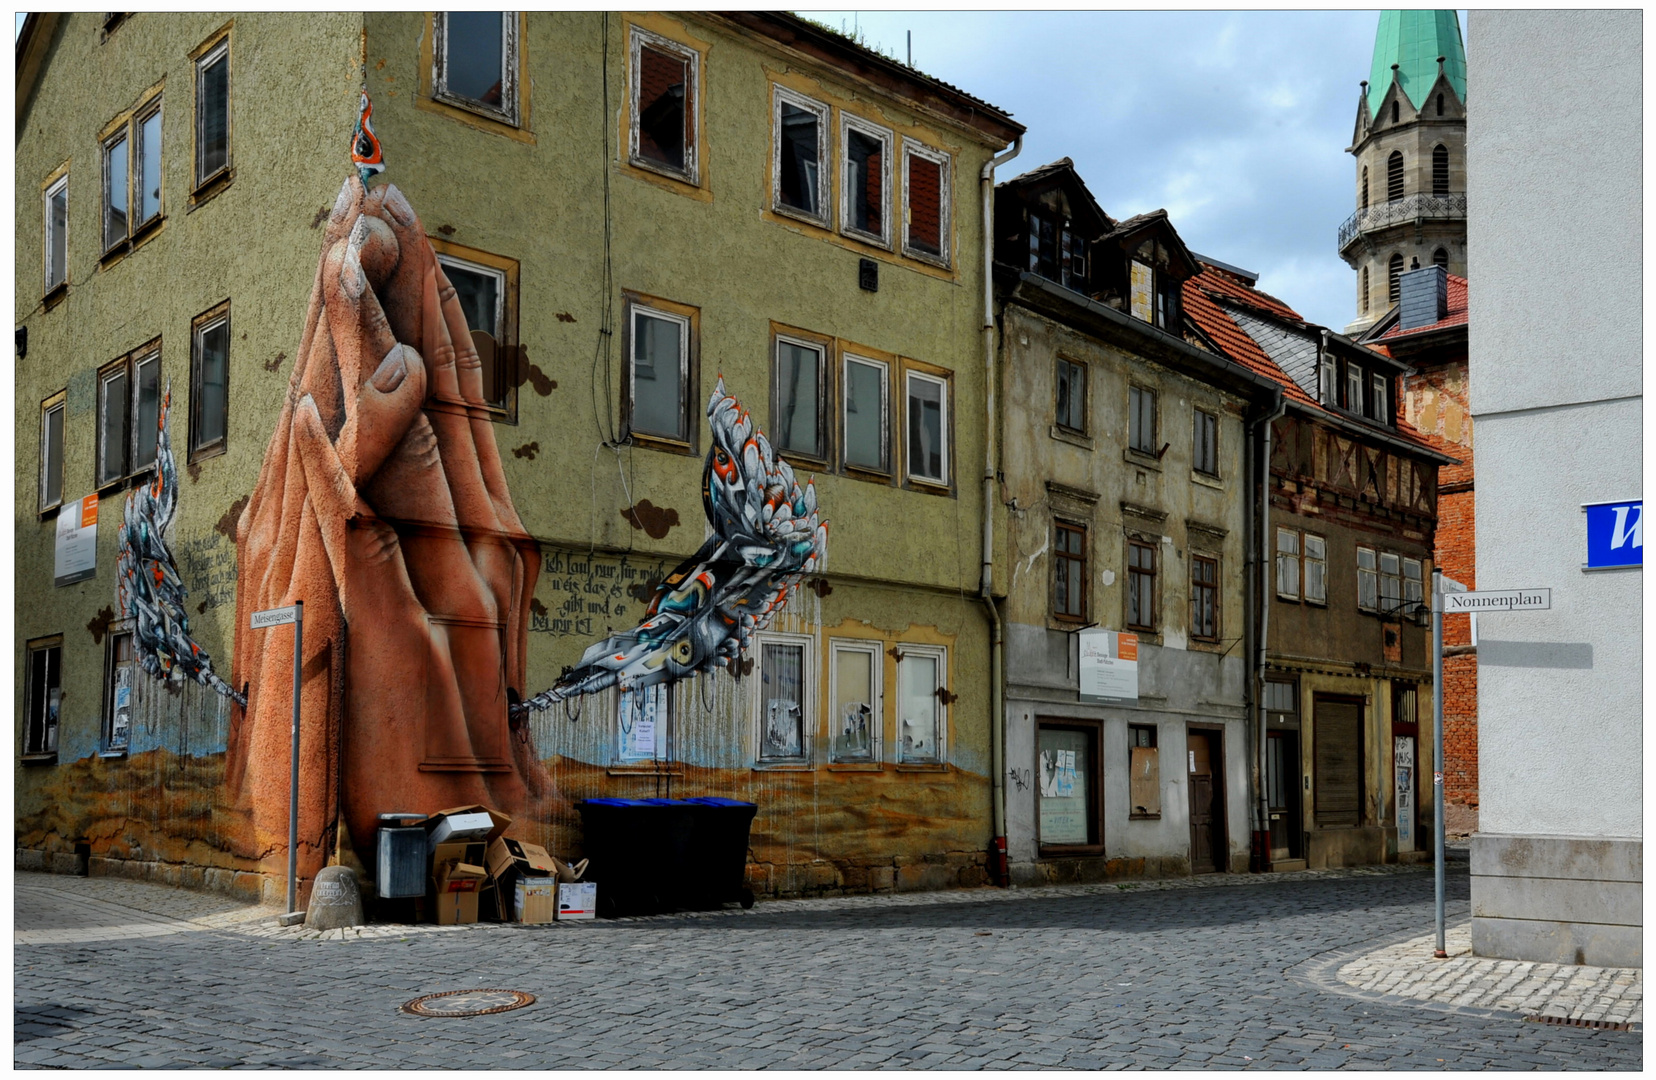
[{"left": 1467, "top": 10, "right": 1642, "bottom": 841}]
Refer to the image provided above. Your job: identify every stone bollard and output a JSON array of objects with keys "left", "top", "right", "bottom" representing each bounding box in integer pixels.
[{"left": 304, "top": 865, "right": 365, "bottom": 930}]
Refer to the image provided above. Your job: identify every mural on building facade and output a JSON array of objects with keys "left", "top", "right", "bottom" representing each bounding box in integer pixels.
[
  {"left": 116, "top": 386, "right": 245, "bottom": 707},
  {"left": 516, "top": 379, "right": 828, "bottom": 714}
]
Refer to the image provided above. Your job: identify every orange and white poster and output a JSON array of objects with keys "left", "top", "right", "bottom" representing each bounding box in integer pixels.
[
  {"left": 1079, "top": 629, "right": 1138, "bottom": 702},
  {"left": 54, "top": 493, "right": 98, "bottom": 586}
]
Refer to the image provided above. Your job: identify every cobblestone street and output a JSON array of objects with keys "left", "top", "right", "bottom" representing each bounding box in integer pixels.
[{"left": 14, "top": 862, "right": 1642, "bottom": 1070}]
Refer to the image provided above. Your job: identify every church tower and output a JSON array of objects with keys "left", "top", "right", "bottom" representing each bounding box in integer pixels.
[{"left": 1339, "top": 10, "right": 1466, "bottom": 335}]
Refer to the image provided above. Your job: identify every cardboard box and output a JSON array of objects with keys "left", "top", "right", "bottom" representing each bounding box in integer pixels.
[
  {"left": 557, "top": 881, "right": 597, "bottom": 920},
  {"left": 485, "top": 837, "right": 559, "bottom": 881},
  {"left": 551, "top": 856, "right": 590, "bottom": 884},
  {"left": 432, "top": 861, "right": 486, "bottom": 925},
  {"left": 516, "top": 877, "right": 559, "bottom": 924},
  {"left": 425, "top": 804, "right": 511, "bottom": 851}
]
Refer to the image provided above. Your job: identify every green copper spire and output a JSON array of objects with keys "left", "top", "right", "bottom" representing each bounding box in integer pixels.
[{"left": 1366, "top": 10, "right": 1466, "bottom": 118}]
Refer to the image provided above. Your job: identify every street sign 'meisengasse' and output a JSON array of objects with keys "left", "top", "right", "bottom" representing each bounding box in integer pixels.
[
  {"left": 250, "top": 604, "right": 300, "bottom": 629},
  {"left": 1440, "top": 589, "right": 1550, "bottom": 614}
]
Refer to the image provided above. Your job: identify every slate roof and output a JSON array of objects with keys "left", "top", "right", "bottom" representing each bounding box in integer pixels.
[
  {"left": 1182, "top": 262, "right": 1454, "bottom": 462},
  {"left": 1221, "top": 303, "right": 1321, "bottom": 402},
  {"left": 1377, "top": 273, "right": 1468, "bottom": 340}
]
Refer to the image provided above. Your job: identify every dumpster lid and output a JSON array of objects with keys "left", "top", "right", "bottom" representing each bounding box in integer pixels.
[
  {"left": 579, "top": 798, "right": 656, "bottom": 807},
  {"left": 685, "top": 797, "right": 757, "bottom": 807}
]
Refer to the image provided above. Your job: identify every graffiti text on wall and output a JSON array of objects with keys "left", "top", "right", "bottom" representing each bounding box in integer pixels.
[
  {"left": 530, "top": 550, "right": 670, "bottom": 638},
  {"left": 176, "top": 536, "right": 237, "bottom": 613}
]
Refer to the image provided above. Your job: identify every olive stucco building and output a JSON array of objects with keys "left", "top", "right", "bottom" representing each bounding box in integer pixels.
[{"left": 15, "top": 12, "right": 1024, "bottom": 903}]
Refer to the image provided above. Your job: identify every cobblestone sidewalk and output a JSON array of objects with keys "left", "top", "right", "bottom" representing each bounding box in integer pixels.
[{"left": 1337, "top": 919, "right": 1642, "bottom": 1027}]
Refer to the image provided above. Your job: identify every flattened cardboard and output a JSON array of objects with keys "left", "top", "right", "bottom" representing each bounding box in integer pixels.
[
  {"left": 557, "top": 881, "right": 597, "bottom": 920},
  {"left": 516, "top": 877, "right": 558, "bottom": 924}
]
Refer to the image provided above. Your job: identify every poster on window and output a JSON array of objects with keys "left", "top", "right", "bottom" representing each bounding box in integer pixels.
[
  {"left": 109, "top": 665, "right": 133, "bottom": 752},
  {"left": 618, "top": 684, "right": 665, "bottom": 762},
  {"left": 54, "top": 493, "right": 98, "bottom": 587},
  {"left": 1079, "top": 629, "right": 1138, "bottom": 702},
  {"left": 1038, "top": 730, "right": 1091, "bottom": 845},
  {"left": 1129, "top": 260, "right": 1153, "bottom": 322},
  {"left": 1394, "top": 736, "right": 1415, "bottom": 851}
]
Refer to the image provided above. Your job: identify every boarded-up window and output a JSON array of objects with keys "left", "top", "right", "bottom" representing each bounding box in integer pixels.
[
  {"left": 1129, "top": 723, "right": 1160, "bottom": 817},
  {"left": 1313, "top": 698, "right": 1362, "bottom": 828}
]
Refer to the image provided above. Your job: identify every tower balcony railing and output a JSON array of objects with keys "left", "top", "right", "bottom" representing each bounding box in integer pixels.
[{"left": 1338, "top": 192, "right": 1467, "bottom": 252}]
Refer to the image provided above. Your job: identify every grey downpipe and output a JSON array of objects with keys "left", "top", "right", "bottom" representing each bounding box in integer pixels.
[
  {"left": 981, "top": 134, "right": 1021, "bottom": 884},
  {"left": 1254, "top": 390, "right": 1287, "bottom": 871}
]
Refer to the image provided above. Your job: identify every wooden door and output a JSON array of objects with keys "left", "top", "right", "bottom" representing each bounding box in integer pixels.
[
  {"left": 1187, "top": 729, "right": 1225, "bottom": 873},
  {"left": 1266, "top": 730, "right": 1302, "bottom": 860},
  {"left": 1313, "top": 697, "right": 1364, "bottom": 828}
]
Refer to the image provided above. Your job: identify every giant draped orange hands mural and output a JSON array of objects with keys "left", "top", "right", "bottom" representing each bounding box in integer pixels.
[{"left": 227, "top": 177, "right": 548, "bottom": 864}]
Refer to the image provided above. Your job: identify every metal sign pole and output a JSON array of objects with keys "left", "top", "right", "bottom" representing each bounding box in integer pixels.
[
  {"left": 1431, "top": 571, "right": 1446, "bottom": 958},
  {"left": 287, "top": 601, "right": 304, "bottom": 919}
]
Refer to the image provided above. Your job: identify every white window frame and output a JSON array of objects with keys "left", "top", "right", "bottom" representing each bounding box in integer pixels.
[
  {"left": 189, "top": 305, "right": 231, "bottom": 460},
  {"left": 616, "top": 681, "right": 674, "bottom": 765},
  {"left": 628, "top": 25, "right": 700, "bottom": 184},
  {"left": 753, "top": 631, "right": 814, "bottom": 766},
  {"left": 904, "top": 369, "right": 950, "bottom": 486},
  {"left": 101, "top": 129, "right": 131, "bottom": 254},
  {"left": 895, "top": 643, "right": 947, "bottom": 765},
  {"left": 828, "top": 638, "right": 883, "bottom": 764},
  {"left": 1403, "top": 557, "right": 1424, "bottom": 610},
  {"left": 23, "top": 637, "right": 63, "bottom": 759},
  {"left": 1303, "top": 533, "right": 1327, "bottom": 605},
  {"left": 1357, "top": 545, "right": 1379, "bottom": 611},
  {"left": 772, "top": 333, "right": 828, "bottom": 462},
  {"left": 43, "top": 174, "right": 68, "bottom": 293},
  {"left": 839, "top": 113, "right": 893, "bottom": 248},
  {"left": 1379, "top": 550, "right": 1403, "bottom": 613},
  {"left": 1346, "top": 363, "right": 1364, "bottom": 415},
  {"left": 841, "top": 352, "right": 890, "bottom": 475},
  {"left": 1371, "top": 372, "right": 1388, "bottom": 422},
  {"left": 193, "top": 36, "right": 232, "bottom": 189},
  {"left": 435, "top": 253, "right": 507, "bottom": 342},
  {"left": 900, "top": 136, "right": 951, "bottom": 266},
  {"left": 433, "top": 11, "right": 520, "bottom": 127},
  {"left": 626, "top": 303, "right": 691, "bottom": 442},
  {"left": 1275, "top": 527, "right": 1300, "bottom": 600},
  {"left": 102, "top": 619, "right": 136, "bottom": 757},
  {"left": 133, "top": 98, "right": 164, "bottom": 229},
  {"left": 39, "top": 391, "right": 66, "bottom": 515},
  {"left": 771, "top": 85, "right": 830, "bottom": 227}
]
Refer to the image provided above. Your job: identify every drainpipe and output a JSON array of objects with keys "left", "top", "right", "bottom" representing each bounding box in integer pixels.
[
  {"left": 981, "top": 134, "right": 1021, "bottom": 886},
  {"left": 1252, "top": 386, "right": 1287, "bottom": 872}
]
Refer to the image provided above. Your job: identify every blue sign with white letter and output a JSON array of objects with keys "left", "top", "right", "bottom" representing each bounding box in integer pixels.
[{"left": 1583, "top": 499, "right": 1642, "bottom": 570}]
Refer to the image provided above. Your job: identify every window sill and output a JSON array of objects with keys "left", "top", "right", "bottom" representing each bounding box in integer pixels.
[
  {"left": 99, "top": 749, "right": 128, "bottom": 760},
  {"left": 187, "top": 442, "right": 227, "bottom": 467},
  {"left": 826, "top": 762, "right": 883, "bottom": 772},
  {"left": 752, "top": 763, "right": 812, "bottom": 772},
  {"left": 840, "top": 226, "right": 891, "bottom": 251},
  {"left": 1191, "top": 471, "right": 1225, "bottom": 490},
  {"left": 1049, "top": 425, "right": 1093, "bottom": 450},
  {"left": 1128, "top": 813, "right": 1162, "bottom": 821},
  {"left": 21, "top": 753, "right": 58, "bottom": 766},
  {"left": 607, "top": 764, "right": 685, "bottom": 777},
  {"left": 842, "top": 464, "right": 896, "bottom": 486},
  {"left": 771, "top": 201, "right": 830, "bottom": 231},
  {"left": 415, "top": 94, "right": 536, "bottom": 144},
  {"left": 38, "top": 503, "right": 62, "bottom": 522},
  {"left": 129, "top": 214, "right": 165, "bottom": 251},
  {"left": 904, "top": 477, "right": 953, "bottom": 498},
  {"left": 902, "top": 244, "right": 950, "bottom": 271},
  {"left": 1125, "top": 629, "right": 1161, "bottom": 646},
  {"left": 778, "top": 451, "right": 829, "bottom": 476},
  {"left": 626, "top": 432, "right": 699, "bottom": 458},
  {"left": 1123, "top": 447, "right": 1162, "bottom": 472},
  {"left": 1039, "top": 844, "right": 1104, "bottom": 858},
  {"left": 100, "top": 241, "right": 131, "bottom": 268},
  {"left": 627, "top": 154, "right": 699, "bottom": 187},
  {"left": 895, "top": 762, "right": 947, "bottom": 773},
  {"left": 188, "top": 168, "right": 234, "bottom": 212},
  {"left": 41, "top": 283, "right": 68, "bottom": 312}
]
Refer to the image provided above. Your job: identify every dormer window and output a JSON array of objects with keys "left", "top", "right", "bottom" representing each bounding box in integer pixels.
[
  {"left": 1029, "top": 212, "right": 1087, "bottom": 292},
  {"left": 1370, "top": 372, "right": 1388, "bottom": 422},
  {"left": 1345, "top": 363, "right": 1363, "bottom": 414}
]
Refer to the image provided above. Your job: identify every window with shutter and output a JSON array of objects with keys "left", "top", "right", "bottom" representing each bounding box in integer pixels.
[
  {"left": 1313, "top": 698, "right": 1363, "bottom": 827},
  {"left": 1387, "top": 151, "right": 1404, "bottom": 202}
]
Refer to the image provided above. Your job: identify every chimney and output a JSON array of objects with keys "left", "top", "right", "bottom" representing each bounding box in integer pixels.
[{"left": 1398, "top": 264, "right": 1449, "bottom": 330}]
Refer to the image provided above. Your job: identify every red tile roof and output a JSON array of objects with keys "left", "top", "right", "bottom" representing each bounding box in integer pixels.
[
  {"left": 1183, "top": 264, "right": 1455, "bottom": 462},
  {"left": 1379, "top": 273, "right": 1468, "bottom": 339}
]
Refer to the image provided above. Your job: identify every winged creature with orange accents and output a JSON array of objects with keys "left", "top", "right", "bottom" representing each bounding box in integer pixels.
[{"left": 515, "top": 377, "right": 827, "bottom": 715}]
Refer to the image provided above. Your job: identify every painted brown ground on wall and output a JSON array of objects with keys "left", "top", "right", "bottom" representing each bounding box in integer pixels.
[{"left": 505, "top": 757, "right": 991, "bottom": 899}]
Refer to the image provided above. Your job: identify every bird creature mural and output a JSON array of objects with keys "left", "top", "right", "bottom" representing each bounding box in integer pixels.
[
  {"left": 116, "top": 384, "right": 245, "bottom": 707},
  {"left": 514, "top": 378, "right": 829, "bottom": 716}
]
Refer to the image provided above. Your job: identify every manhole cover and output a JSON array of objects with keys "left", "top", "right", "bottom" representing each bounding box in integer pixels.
[{"left": 401, "top": 989, "right": 536, "bottom": 1017}]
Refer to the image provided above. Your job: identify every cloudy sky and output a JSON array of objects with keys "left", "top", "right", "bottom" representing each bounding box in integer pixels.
[{"left": 815, "top": 9, "right": 1467, "bottom": 330}]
